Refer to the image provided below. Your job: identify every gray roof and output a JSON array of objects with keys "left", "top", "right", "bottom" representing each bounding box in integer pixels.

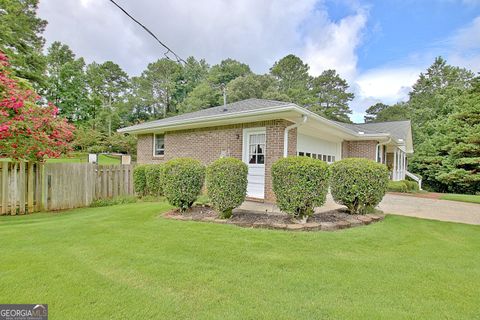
[
  {"left": 334, "top": 120, "right": 411, "bottom": 141},
  {"left": 119, "top": 98, "right": 410, "bottom": 142},
  {"left": 119, "top": 98, "right": 292, "bottom": 132}
]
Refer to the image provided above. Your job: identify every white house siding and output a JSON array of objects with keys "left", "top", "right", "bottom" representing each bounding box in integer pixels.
[{"left": 296, "top": 133, "right": 342, "bottom": 163}]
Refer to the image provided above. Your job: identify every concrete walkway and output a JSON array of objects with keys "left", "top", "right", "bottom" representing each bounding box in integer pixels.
[{"left": 238, "top": 193, "right": 480, "bottom": 225}]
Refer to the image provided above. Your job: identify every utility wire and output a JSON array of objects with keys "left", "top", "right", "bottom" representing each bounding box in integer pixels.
[{"left": 108, "top": 0, "right": 187, "bottom": 64}]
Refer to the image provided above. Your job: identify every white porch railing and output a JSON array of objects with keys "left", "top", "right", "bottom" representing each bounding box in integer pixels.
[{"left": 405, "top": 171, "right": 422, "bottom": 190}]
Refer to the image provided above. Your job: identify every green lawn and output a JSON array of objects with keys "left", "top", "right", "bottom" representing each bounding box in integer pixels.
[
  {"left": 440, "top": 193, "right": 480, "bottom": 204},
  {"left": 1, "top": 154, "right": 121, "bottom": 165},
  {"left": 46, "top": 153, "right": 121, "bottom": 165},
  {"left": 1, "top": 202, "right": 479, "bottom": 319}
]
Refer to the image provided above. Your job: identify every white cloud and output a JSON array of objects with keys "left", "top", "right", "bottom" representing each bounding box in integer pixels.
[
  {"left": 38, "top": 0, "right": 370, "bottom": 79},
  {"left": 355, "top": 67, "right": 420, "bottom": 103},
  {"left": 447, "top": 16, "right": 480, "bottom": 70},
  {"left": 38, "top": 0, "right": 319, "bottom": 75},
  {"left": 303, "top": 8, "right": 368, "bottom": 80}
]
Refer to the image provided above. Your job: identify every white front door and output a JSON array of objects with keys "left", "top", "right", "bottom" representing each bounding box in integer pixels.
[{"left": 243, "top": 128, "right": 266, "bottom": 199}]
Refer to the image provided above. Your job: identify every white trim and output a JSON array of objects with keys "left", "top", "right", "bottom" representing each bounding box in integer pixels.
[
  {"left": 284, "top": 115, "right": 307, "bottom": 157},
  {"left": 242, "top": 127, "right": 266, "bottom": 163},
  {"left": 242, "top": 127, "right": 266, "bottom": 199},
  {"left": 393, "top": 148, "right": 397, "bottom": 181},
  {"left": 152, "top": 133, "right": 165, "bottom": 157},
  {"left": 119, "top": 103, "right": 394, "bottom": 141}
]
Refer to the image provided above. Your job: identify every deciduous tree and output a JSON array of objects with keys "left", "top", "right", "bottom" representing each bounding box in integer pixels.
[{"left": 0, "top": 51, "right": 74, "bottom": 161}]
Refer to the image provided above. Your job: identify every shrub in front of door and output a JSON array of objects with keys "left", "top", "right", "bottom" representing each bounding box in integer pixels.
[
  {"left": 162, "top": 158, "right": 205, "bottom": 212},
  {"left": 206, "top": 157, "right": 248, "bottom": 219},
  {"left": 329, "top": 158, "right": 389, "bottom": 214},
  {"left": 272, "top": 156, "right": 329, "bottom": 222}
]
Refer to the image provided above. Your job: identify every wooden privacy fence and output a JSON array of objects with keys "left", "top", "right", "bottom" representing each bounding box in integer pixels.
[{"left": 0, "top": 162, "right": 134, "bottom": 215}]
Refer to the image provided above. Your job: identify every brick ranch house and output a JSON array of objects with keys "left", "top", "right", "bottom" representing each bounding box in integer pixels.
[{"left": 119, "top": 98, "right": 414, "bottom": 202}]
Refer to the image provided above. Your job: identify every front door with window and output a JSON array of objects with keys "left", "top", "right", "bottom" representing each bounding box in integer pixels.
[{"left": 243, "top": 128, "right": 266, "bottom": 199}]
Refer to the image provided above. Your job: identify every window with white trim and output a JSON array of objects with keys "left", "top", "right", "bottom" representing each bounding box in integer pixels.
[
  {"left": 297, "top": 151, "right": 336, "bottom": 163},
  {"left": 248, "top": 133, "right": 265, "bottom": 164},
  {"left": 154, "top": 134, "right": 165, "bottom": 156}
]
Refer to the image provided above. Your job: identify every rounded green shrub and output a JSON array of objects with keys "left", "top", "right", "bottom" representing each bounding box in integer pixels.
[
  {"left": 388, "top": 181, "right": 408, "bottom": 193},
  {"left": 272, "top": 156, "right": 330, "bottom": 220},
  {"left": 145, "top": 164, "right": 164, "bottom": 196},
  {"left": 330, "top": 158, "right": 390, "bottom": 214},
  {"left": 133, "top": 164, "right": 148, "bottom": 196},
  {"left": 206, "top": 157, "right": 248, "bottom": 219},
  {"left": 162, "top": 158, "right": 205, "bottom": 212},
  {"left": 404, "top": 180, "right": 419, "bottom": 192}
]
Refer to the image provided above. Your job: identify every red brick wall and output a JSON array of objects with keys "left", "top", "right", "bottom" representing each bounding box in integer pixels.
[
  {"left": 341, "top": 140, "right": 378, "bottom": 160},
  {"left": 136, "top": 120, "right": 295, "bottom": 202}
]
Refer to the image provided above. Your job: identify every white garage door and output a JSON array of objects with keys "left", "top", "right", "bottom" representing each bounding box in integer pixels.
[{"left": 243, "top": 128, "right": 266, "bottom": 199}]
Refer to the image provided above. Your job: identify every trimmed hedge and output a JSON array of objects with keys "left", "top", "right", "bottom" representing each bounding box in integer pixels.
[
  {"left": 388, "top": 181, "right": 408, "bottom": 193},
  {"left": 206, "top": 157, "right": 248, "bottom": 219},
  {"left": 404, "top": 180, "right": 419, "bottom": 192},
  {"left": 388, "top": 180, "right": 419, "bottom": 193},
  {"left": 145, "top": 164, "right": 164, "bottom": 196},
  {"left": 272, "top": 156, "right": 329, "bottom": 220},
  {"left": 330, "top": 158, "right": 389, "bottom": 214},
  {"left": 162, "top": 158, "right": 205, "bottom": 212},
  {"left": 133, "top": 165, "right": 148, "bottom": 196}
]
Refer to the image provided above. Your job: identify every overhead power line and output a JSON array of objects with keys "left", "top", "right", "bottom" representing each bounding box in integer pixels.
[{"left": 108, "top": 0, "right": 187, "bottom": 64}]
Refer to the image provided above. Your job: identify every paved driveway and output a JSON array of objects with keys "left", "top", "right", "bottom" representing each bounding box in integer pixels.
[
  {"left": 377, "top": 194, "right": 480, "bottom": 225},
  {"left": 239, "top": 193, "right": 480, "bottom": 225}
]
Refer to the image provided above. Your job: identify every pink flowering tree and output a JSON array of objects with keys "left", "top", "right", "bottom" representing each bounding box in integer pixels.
[{"left": 0, "top": 51, "right": 75, "bottom": 162}]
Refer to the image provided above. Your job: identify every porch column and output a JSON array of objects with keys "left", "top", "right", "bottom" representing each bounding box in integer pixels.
[
  {"left": 402, "top": 151, "right": 406, "bottom": 180},
  {"left": 398, "top": 149, "right": 403, "bottom": 180},
  {"left": 393, "top": 148, "right": 397, "bottom": 181},
  {"left": 399, "top": 150, "right": 403, "bottom": 180}
]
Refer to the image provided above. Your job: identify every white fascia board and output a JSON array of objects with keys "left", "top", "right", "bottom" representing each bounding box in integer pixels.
[
  {"left": 118, "top": 104, "right": 297, "bottom": 134},
  {"left": 118, "top": 103, "right": 391, "bottom": 140}
]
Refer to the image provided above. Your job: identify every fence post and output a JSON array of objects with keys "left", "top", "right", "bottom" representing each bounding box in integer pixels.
[
  {"left": 1, "top": 162, "right": 8, "bottom": 215},
  {"left": 10, "top": 162, "right": 17, "bottom": 215},
  {"left": 18, "top": 161, "right": 26, "bottom": 214},
  {"left": 40, "top": 163, "right": 47, "bottom": 211},
  {"left": 27, "top": 162, "right": 34, "bottom": 213}
]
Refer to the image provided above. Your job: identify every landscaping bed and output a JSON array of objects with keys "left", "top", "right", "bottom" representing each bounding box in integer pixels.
[{"left": 164, "top": 205, "right": 385, "bottom": 231}]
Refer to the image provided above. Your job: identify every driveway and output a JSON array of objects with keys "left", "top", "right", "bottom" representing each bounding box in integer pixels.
[
  {"left": 238, "top": 193, "right": 480, "bottom": 225},
  {"left": 377, "top": 193, "right": 480, "bottom": 225}
]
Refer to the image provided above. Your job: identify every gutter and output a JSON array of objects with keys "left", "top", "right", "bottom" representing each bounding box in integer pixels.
[{"left": 284, "top": 115, "right": 307, "bottom": 157}]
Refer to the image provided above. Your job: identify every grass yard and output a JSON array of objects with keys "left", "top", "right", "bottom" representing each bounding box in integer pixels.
[
  {"left": 46, "top": 153, "right": 121, "bottom": 165},
  {"left": 440, "top": 193, "right": 480, "bottom": 204},
  {"left": 1, "top": 202, "right": 479, "bottom": 319}
]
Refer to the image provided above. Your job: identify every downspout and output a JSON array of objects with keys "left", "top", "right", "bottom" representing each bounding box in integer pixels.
[{"left": 284, "top": 115, "right": 308, "bottom": 157}]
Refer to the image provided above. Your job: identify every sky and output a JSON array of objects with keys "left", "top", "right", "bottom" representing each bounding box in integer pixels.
[{"left": 38, "top": 0, "right": 480, "bottom": 122}]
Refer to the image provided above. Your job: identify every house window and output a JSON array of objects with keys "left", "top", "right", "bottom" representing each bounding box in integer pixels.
[
  {"left": 297, "top": 151, "right": 336, "bottom": 163},
  {"left": 154, "top": 134, "right": 164, "bottom": 156},
  {"left": 248, "top": 133, "right": 265, "bottom": 164}
]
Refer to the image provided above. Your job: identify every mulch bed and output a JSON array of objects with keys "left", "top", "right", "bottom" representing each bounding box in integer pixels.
[{"left": 163, "top": 205, "right": 385, "bottom": 231}]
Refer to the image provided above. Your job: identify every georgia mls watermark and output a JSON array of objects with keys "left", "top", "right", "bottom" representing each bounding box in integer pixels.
[{"left": 0, "top": 305, "right": 48, "bottom": 320}]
